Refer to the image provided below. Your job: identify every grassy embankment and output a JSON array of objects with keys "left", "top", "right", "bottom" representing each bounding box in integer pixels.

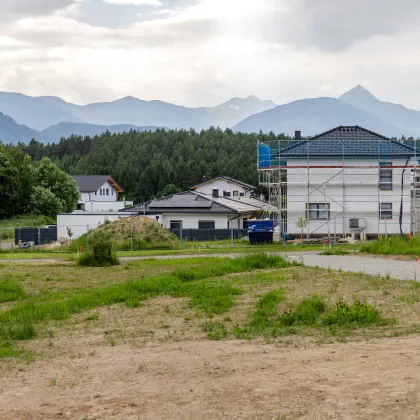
[
  {"left": 360, "top": 237, "right": 420, "bottom": 257},
  {"left": 1, "top": 253, "right": 420, "bottom": 361}
]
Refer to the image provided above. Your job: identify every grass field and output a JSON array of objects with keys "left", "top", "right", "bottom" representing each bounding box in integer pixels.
[
  {"left": 2, "top": 252, "right": 420, "bottom": 419},
  {"left": 1, "top": 252, "right": 419, "bottom": 361},
  {"left": 360, "top": 236, "right": 420, "bottom": 257}
]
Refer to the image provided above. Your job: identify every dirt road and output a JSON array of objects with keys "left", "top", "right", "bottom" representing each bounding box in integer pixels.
[{"left": 1, "top": 336, "right": 419, "bottom": 420}]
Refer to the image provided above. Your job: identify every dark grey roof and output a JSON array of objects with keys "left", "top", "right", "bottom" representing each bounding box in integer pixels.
[
  {"left": 279, "top": 139, "right": 417, "bottom": 158},
  {"left": 311, "top": 125, "right": 389, "bottom": 141},
  {"left": 72, "top": 175, "right": 111, "bottom": 193},
  {"left": 123, "top": 192, "right": 237, "bottom": 214},
  {"left": 192, "top": 176, "right": 256, "bottom": 190}
]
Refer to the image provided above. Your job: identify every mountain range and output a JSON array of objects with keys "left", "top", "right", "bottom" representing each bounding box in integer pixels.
[{"left": 0, "top": 86, "right": 419, "bottom": 145}]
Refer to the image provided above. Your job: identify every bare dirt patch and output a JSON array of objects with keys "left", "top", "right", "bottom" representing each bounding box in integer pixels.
[{"left": 1, "top": 335, "right": 420, "bottom": 420}]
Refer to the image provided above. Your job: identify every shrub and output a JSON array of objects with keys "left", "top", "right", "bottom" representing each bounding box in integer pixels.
[
  {"left": 322, "top": 299, "right": 389, "bottom": 327},
  {"left": 77, "top": 230, "right": 119, "bottom": 267},
  {"left": 280, "top": 295, "right": 326, "bottom": 326}
]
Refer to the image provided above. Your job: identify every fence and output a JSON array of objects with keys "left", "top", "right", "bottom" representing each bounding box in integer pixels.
[{"left": 0, "top": 224, "right": 252, "bottom": 252}]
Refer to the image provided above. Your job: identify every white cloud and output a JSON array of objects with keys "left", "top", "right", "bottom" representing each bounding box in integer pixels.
[{"left": 103, "top": 0, "right": 162, "bottom": 5}]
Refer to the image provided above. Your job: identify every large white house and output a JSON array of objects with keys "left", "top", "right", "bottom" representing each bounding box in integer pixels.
[
  {"left": 72, "top": 175, "right": 133, "bottom": 212},
  {"left": 259, "top": 126, "right": 419, "bottom": 239}
]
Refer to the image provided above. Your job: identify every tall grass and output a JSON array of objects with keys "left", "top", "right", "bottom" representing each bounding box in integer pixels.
[
  {"left": 0, "top": 254, "right": 294, "bottom": 353},
  {"left": 0, "top": 280, "right": 26, "bottom": 303},
  {"left": 360, "top": 237, "right": 420, "bottom": 256},
  {"left": 0, "top": 215, "right": 55, "bottom": 240},
  {"left": 235, "top": 291, "right": 392, "bottom": 339}
]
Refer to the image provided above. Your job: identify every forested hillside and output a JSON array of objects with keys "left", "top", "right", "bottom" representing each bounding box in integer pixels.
[{"left": 18, "top": 128, "right": 291, "bottom": 202}]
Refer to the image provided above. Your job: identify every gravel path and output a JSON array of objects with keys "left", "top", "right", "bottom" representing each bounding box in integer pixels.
[{"left": 1, "top": 252, "right": 418, "bottom": 281}]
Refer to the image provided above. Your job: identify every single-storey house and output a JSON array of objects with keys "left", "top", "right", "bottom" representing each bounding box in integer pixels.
[
  {"left": 123, "top": 177, "right": 271, "bottom": 232},
  {"left": 72, "top": 175, "right": 133, "bottom": 212}
]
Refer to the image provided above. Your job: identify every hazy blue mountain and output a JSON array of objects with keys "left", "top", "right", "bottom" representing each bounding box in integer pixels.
[
  {"left": 38, "top": 122, "right": 162, "bottom": 143},
  {"left": 0, "top": 91, "right": 275, "bottom": 133},
  {"left": 0, "top": 92, "right": 84, "bottom": 131},
  {"left": 233, "top": 97, "right": 410, "bottom": 138},
  {"left": 339, "top": 85, "right": 420, "bottom": 136},
  {"left": 0, "top": 112, "right": 37, "bottom": 145}
]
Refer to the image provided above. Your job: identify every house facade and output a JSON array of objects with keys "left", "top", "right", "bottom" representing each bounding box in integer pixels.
[
  {"left": 72, "top": 175, "right": 133, "bottom": 212},
  {"left": 191, "top": 176, "right": 256, "bottom": 198},
  {"left": 124, "top": 177, "right": 271, "bottom": 233},
  {"left": 259, "top": 126, "right": 419, "bottom": 238}
]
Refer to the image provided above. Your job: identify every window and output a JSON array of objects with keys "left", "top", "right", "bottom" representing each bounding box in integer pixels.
[
  {"left": 106, "top": 189, "right": 109, "bottom": 196},
  {"left": 233, "top": 191, "right": 239, "bottom": 197},
  {"left": 379, "top": 203, "right": 393, "bottom": 220},
  {"left": 223, "top": 191, "right": 231, "bottom": 197},
  {"left": 95, "top": 191, "right": 97, "bottom": 196},
  {"left": 212, "top": 189, "right": 219, "bottom": 198},
  {"left": 307, "top": 203, "right": 330, "bottom": 220},
  {"left": 112, "top": 189, "right": 114, "bottom": 196},
  {"left": 380, "top": 162, "right": 393, "bottom": 190},
  {"left": 100, "top": 189, "right": 102, "bottom": 195},
  {"left": 170, "top": 221, "right": 183, "bottom": 229},
  {"left": 198, "top": 221, "right": 215, "bottom": 230},
  {"left": 243, "top": 218, "right": 248, "bottom": 229},
  {"left": 240, "top": 192, "right": 245, "bottom": 197}
]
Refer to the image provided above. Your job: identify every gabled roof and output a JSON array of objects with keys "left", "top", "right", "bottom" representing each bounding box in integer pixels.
[
  {"left": 279, "top": 139, "right": 417, "bottom": 158},
  {"left": 122, "top": 191, "right": 271, "bottom": 215},
  {"left": 191, "top": 176, "right": 256, "bottom": 190},
  {"left": 310, "top": 125, "right": 390, "bottom": 141},
  {"left": 72, "top": 175, "right": 123, "bottom": 193},
  {"left": 123, "top": 192, "right": 237, "bottom": 214}
]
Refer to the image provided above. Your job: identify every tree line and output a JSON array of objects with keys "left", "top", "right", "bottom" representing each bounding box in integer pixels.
[{"left": 17, "top": 128, "right": 291, "bottom": 203}]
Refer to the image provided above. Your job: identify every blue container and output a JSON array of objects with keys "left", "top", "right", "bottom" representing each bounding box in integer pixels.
[{"left": 248, "top": 219, "right": 274, "bottom": 233}]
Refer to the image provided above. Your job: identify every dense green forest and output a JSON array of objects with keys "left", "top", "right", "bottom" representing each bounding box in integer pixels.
[{"left": 17, "top": 128, "right": 292, "bottom": 203}]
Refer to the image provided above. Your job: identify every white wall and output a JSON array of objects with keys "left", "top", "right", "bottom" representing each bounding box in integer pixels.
[
  {"left": 195, "top": 179, "right": 250, "bottom": 197},
  {"left": 285, "top": 158, "right": 413, "bottom": 236},
  {"left": 156, "top": 213, "right": 251, "bottom": 230},
  {"left": 77, "top": 201, "right": 134, "bottom": 212},
  {"left": 57, "top": 212, "right": 138, "bottom": 239}
]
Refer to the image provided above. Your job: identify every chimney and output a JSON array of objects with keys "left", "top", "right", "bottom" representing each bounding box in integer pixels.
[{"left": 295, "top": 130, "right": 301, "bottom": 140}]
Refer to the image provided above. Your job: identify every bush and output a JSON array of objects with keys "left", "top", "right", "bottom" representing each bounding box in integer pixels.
[
  {"left": 280, "top": 295, "right": 326, "bottom": 326},
  {"left": 77, "top": 231, "right": 120, "bottom": 267},
  {"left": 322, "top": 299, "right": 389, "bottom": 327}
]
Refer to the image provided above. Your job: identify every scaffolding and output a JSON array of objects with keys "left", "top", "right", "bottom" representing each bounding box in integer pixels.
[{"left": 258, "top": 136, "right": 420, "bottom": 241}]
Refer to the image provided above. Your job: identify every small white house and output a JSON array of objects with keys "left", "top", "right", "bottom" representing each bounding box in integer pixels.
[{"left": 72, "top": 175, "right": 133, "bottom": 212}]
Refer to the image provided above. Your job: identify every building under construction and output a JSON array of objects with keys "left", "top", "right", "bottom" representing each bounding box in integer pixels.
[{"left": 258, "top": 126, "right": 420, "bottom": 240}]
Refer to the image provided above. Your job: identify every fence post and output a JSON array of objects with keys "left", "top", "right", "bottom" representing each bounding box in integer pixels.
[
  {"left": 37, "top": 227, "right": 41, "bottom": 250},
  {"left": 231, "top": 228, "right": 234, "bottom": 248},
  {"left": 130, "top": 224, "right": 133, "bottom": 251},
  {"left": 86, "top": 225, "right": 90, "bottom": 251},
  {"left": 180, "top": 228, "right": 183, "bottom": 249}
]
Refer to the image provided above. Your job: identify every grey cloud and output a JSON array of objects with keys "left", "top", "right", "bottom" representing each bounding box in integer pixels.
[
  {"left": 0, "top": 0, "right": 75, "bottom": 21},
  {"left": 264, "top": 0, "right": 420, "bottom": 52}
]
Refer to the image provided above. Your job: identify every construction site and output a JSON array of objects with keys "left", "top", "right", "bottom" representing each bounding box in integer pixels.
[{"left": 258, "top": 126, "right": 420, "bottom": 241}]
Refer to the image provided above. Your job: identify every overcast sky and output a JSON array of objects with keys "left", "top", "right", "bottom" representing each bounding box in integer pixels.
[{"left": 1, "top": 0, "right": 420, "bottom": 108}]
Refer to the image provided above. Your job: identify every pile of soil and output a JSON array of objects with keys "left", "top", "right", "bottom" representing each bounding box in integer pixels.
[{"left": 95, "top": 216, "right": 178, "bottom": 249}]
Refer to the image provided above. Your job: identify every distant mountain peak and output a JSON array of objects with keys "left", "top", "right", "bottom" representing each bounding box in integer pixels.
[{"left": 339, "top": 85, "right": 378, "bottom": 103}]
